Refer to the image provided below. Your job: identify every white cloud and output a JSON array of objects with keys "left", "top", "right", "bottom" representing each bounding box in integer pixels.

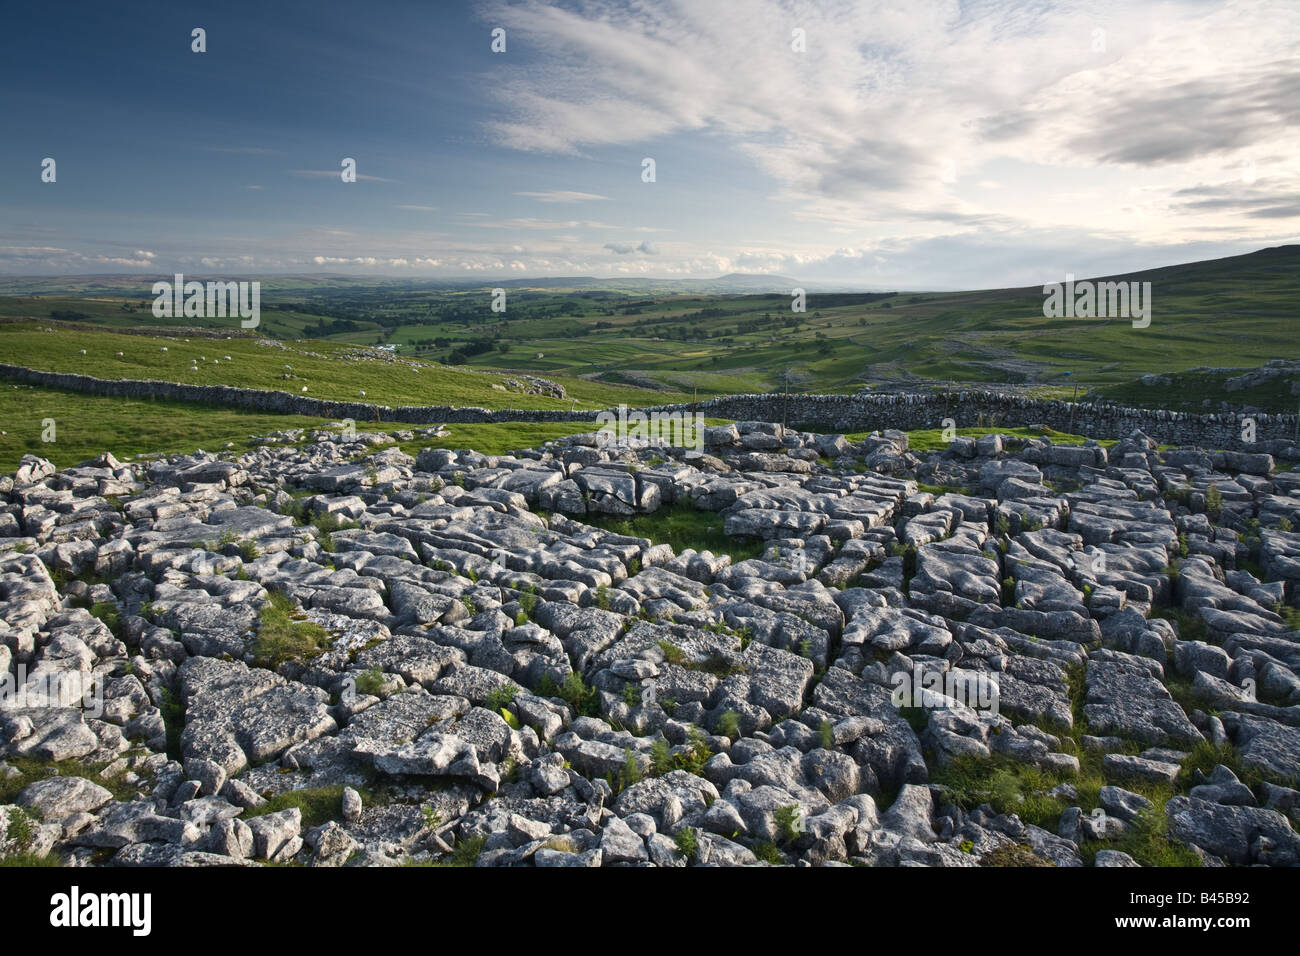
[
  {"left": 604, "top": 239, "right": 658, "bottom": 255},
  {"left": 479, "top": 0, "right": 1300, "bottom": 242},
  {"left": 515, "top": 190, "right": 611, "bottom": 203},
  {"left": 0, "top": 246, "right": 68, "bottom": 255},
  {"left": 291, "top": 169, "right": 398, "bottom": 184}
]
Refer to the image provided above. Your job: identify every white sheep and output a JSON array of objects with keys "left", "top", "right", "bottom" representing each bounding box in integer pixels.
[
  {"left": 301, "top": 386, "right": 308, "bottom": 392},
  {"left": 160, "top": 347, "right": 168, "bottom": 352},
  {"left": 116, "top": 351, "right": 123, "bottom": 357},
  {"left": 359, "top": 390, "right": 366, "bottom": 397},
  {"left": 79, "top": 349, "right": 86, "bottom": 355}
]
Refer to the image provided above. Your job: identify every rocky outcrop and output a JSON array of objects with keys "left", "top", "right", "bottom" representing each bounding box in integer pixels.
[{"left": 1, "top": 420, "right": 1298, "bottom": 868}]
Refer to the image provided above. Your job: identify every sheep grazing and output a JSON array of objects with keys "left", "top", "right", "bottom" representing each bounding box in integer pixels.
[
  {"left": 79, "top": 349, "right": 87, "bottom": 355},
  {"left": 160, "top": 347, "right": 168, "bottom": 352},
  {"left": 359, "top": 390, "right": 366, "bottom": 397},
  {"left": 301, "top": 386, "right": 308, "bottom": 392},
  {"left": 116, "top": 351, "right": 124, "bottom": 357}
]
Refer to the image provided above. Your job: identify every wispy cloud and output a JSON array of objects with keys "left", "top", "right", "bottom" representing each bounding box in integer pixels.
[
  {"left": 312, "top": 255, "right": 442, "bottom": 267},
  {"left": 515, "top": 190, "right": 611, "bottom": 203},
  {"left": 290, "top": 169, "right": 398, "bottom": 184},
  {"left": 479, "top": 0, "right": 1300, "bottom": 241},
  {"left": 467, "top": 217, "right": 665, "bottom": 232}
]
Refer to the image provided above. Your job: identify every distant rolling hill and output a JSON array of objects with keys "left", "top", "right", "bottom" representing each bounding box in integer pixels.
[
  {"left": 0, "top": 271, "right": 825, "bottom": 296},
  {"left": 0, "top": 245, "right": 1295, "bottom": 411}
]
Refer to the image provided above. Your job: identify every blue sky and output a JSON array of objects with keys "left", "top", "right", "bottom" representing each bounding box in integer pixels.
[{"left": 2, "top": 0, "right": 1297, "bottom": 287}]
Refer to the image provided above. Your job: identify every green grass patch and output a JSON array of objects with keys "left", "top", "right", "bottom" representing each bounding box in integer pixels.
[
  {"left": 584, "top": 500, "right": 767, "bottom": 561},
  {"left": 930, "top": 754, "right": 1075, "bottom": 830},
  {"left": 979, "top": 843, "right": 1057, "bottom": 867},
  {"left": 0, "top": 755, "right": 145, "bottom": 806},
  {"left": 243, "top": 784, "right": 362, "bottom": 830},
  {"left": 159, "top": 687, "right": 185, "bottom": 761},
  {"left": 88, "top": 601, "right": 123, "bottom": 639},
  {"left": 536, "top": 671, "right": 601, "bottom": 718},
  {"left": 391, "top": 421, "right": 614, "bottom": 458},
  {"left": 1179, "top": 739, "right": 1299, "bottom": 793},
  {"left": 649, "top": 731, "right": 712, "bottom": 777},
  {"left": 751, "top": 840, "right": 785, "bottom": 865},
  {"left": 1080, "top": 804, "right": 1202, "bottom": 868},
  {"left": 0, "top": 384, "right": 421, "bottom": 474},
  {"left": 354, "top": 667, "right": 387, "bottom": 698},
  {"left": 1150, "top": 607, "right": 1210, "bottom": 644},
  {"left": 897, "top": 425, "right": 1111, "bottom": 453},
  {"left": 251, "top": 591, "right": 333, "bottom": 668},
  {"left": 674, "top": 827, "right": 699, "bottom": 861},
  {"left": 419, "top": 834, "right": 487, "bottom": 867}
]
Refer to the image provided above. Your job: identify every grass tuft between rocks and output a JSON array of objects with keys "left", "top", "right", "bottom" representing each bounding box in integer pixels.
[
  {"left": 251, "top": 591, "right": 333, "bottom": 668},
  {"left": 244, "top": 784, "right": 369, "bottom": 830}
]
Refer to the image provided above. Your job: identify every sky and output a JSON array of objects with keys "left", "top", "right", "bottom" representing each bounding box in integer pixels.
[{"left": 1, "top": 0, "right": 1297, "bottom": 288}]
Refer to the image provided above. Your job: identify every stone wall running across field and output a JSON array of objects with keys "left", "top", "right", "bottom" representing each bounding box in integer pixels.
[
  {"left": 1, "top": 363, "right": 1296, "bottom": 450},
  {"left": 675, "top": 392, "right": 1299, "bottom": 451}
]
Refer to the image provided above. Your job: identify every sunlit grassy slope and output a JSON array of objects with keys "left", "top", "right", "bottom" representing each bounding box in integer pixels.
[
  {"left": 2, "top": 244, "right": 1295, "bottom": 411},
  {"left": 0, "top": 323, "right": 687, "bottom": 411},
  {"left": 0, "top": 385, "right": 614, "bottom": 473}
]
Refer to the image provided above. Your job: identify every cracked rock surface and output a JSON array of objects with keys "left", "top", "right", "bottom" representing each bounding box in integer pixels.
[{"left": 2, "top": 420, "right": 1299, "bottom": 867}]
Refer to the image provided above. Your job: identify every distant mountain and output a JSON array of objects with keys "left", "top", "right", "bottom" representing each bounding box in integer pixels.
[
  {"left": 709, "top": 273, "right": 800, "bottom": 291},
  {"left": 0, "top": 272, "right": 856, "bottom": 297},
  {"left": 435, "top": 273, "right": 840, "bottom": 294},
  {"left": 1, "top": 245, "right": 1292, "bottom": 304}
]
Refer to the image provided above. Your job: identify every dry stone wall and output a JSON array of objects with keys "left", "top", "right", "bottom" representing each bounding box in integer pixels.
[{"left": 2, "top": 363, "right": 1295, "bottom": 449}]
